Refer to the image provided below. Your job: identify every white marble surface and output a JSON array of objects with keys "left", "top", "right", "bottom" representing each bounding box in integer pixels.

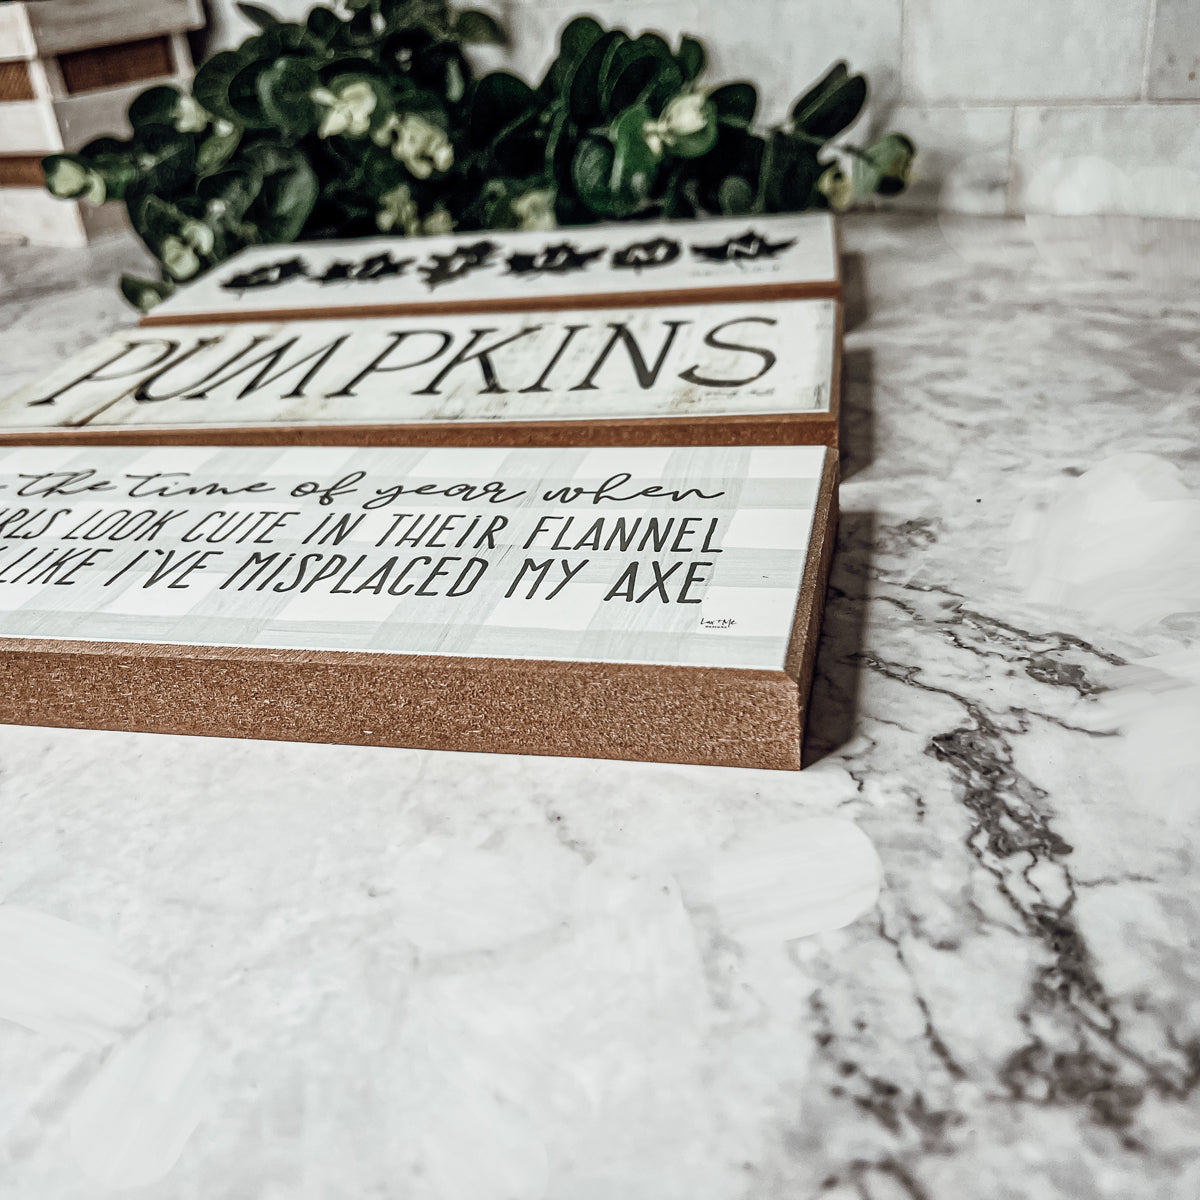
[{"left": 1, "top": 212, "right": 1199, "bottom": 1198}]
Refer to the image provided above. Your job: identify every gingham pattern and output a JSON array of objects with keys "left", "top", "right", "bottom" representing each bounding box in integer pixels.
[{"left": 0, "top": 444, "right": 826, "bottom": 670}]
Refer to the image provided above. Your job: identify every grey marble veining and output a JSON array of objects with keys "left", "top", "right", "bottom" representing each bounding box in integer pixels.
[{"left": 0, "top": 213, "right": 1198, "bottom": 1199}]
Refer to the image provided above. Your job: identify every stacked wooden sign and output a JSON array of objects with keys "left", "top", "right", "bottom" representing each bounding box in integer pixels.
[
  {"left": 0, "top": 212, "right": 843, "bottom": 768},
  {"left": 0, "top": 0, "right": 202, "bottom": 245}
]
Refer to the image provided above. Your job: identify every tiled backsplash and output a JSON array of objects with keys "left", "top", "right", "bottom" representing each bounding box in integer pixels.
[{"left": 205, "top": 0, "right": 1200, "bottom": 218}]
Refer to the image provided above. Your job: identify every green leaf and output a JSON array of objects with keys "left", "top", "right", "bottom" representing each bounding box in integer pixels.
[
  {"left": 677, "top": 35, "right": 705, "bottom": 83},
  {"left": 237, "top": 2, "right": 280, "bottom": 30},
  {"left": 539, "top": 15, "right": 601, "bottom": 98},
  {"left": 76, "top": 136, "right": 129, "bottom": 161},
  {"left": 791, "top": 61, "right": 846, "bottom": 123},
  {"left": 130, "top": 193, "right": 189, "bottom": 246},
  {"left": 257, "top": 55, "right": 320, "bottom": 135},
  {"left": 560, "top": 15, "right": 603, "bottom": 65},
  {"left": 545, "top": 104, "right": 574, "bottom": 187},
  {"left": 709, "top": 82, "right": 757, "bottom": 128},
  {"left": 227, "top": 59, "right": 275, "bottom": 128},
  {"left": 791, "top": 62, "right": 867, "bottom": 140},
  {"left": 455, "top": 10, "right": 506, "bottom": 45},
  {"left": 600, "top": 42, "right": 659, "bottom": 118},
  {"left": 195, "top": 122, "right": 242, "bottom": 174},
  {"left": 610, "top": 102, "right": 658, "bottom": 201},
  {"left": 128, "top": 85, "right": 181, "bottom": 131},
  {"left": 633, "top": 44, "right": 683, "bottom": 115},
  {"left": 718, "top": 174, "right": 755, "bottom": 215},
  {"left": 569, "top": 29, "right": 624, "bottom": 124},
  {"left": 133, "top": 124, "right": 198, "bottom": 194},
  {"left": 764, "top": 131, "right": 821, "bottom": 211},
  {"left": 120, "top": 274, "right": 175, "bottom": 314},
  {"left": 571, "top": 135, "right": 630, "bottom": 217},
  {"left": 470, "top": 71, "right": 539, "bottom": 145},
  {"left": 345, "top": 7, "right": 377, "bottom": 46},
  {"left": 192, "top": 51, "right": 248, "bottom": 125},
  {"left": 249, "top": 153, "right": 320, "bottom": 241},
  {"left": 197, "top": 168, "right": 261, "bottom": 223},
  {"left": 305, "top": 5, "right": 340, "bottom": 45}
]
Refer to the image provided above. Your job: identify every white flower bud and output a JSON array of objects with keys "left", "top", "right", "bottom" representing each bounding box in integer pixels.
[
  {"left": 174, "top": 96, "right": 209, "bottom": 134},
  {"left": 512, "top": 189, "right": 556, "bottom": 231},
  {"left": 181, "top": 219, "right": 215, "bottom": 255},
  {"left": 422, "top": 207, "right": 454, "bottom": 235},
  {"left": 663, "top": 92, "right": 707, "bottom": 137},
  {"left": 161, "top": 235, "right": 200, "bottom": 281},
  {"left": 817, "top": 165, "right": 854, "bottom": 212}
]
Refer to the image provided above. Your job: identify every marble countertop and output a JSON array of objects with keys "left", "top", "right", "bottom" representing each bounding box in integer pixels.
[{"left": 0, "top": 213, "right": 1198, "bottom": 1199}]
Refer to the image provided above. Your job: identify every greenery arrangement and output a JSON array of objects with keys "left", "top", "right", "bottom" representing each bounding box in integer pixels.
[{"left": 41, "top": 0, "right": 914, "bottom": 311}]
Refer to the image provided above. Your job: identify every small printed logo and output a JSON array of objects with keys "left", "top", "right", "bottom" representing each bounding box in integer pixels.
[{"left": 700, "top": 616, "right": 737, "bottom": 630}]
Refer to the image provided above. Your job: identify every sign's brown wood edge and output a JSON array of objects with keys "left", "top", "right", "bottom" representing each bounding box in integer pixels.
[
  {"left": 0, "top": 411, "right": 837, "bottom": 449},
  {"left": 783, "top": 449, "right": 840, "bottom": 741},
  {"left": 0, "top": 641, "right": 807, "bottom": 770},
  {"left": 137, "top": 280, "right": 843, "bottom": 328}
]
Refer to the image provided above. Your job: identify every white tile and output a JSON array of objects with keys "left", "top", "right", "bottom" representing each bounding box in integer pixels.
[
  {"left": 1013, "top": 105, "right": 1200, "bottom": 218},
  {"left": 887, "top": 106, "right": 1014, "bottom": 215},
  {"left": 905, "top": 0, "right": 1148, "bottom": 102},
  {"left": 1148, "top": 0, "right": 1200, "bottom": 99}
]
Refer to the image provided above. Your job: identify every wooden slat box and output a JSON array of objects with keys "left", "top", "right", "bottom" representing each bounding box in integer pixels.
[
  {"left": 0, "top": 298, "right": 842, "bottom": 447},
  {"left": 0, "top": 442, "right": 837, "bottom": 769},
  {"left": 144, "top": 212, "right": 841, "bottom": 326},
  {"left": 0, "top": 0, "right": 202, "bottom": 246}
]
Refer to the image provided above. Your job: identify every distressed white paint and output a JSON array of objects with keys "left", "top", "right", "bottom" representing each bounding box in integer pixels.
[
  {"left": 0, "top": 2, "right": 33, "bottom": 58},
  {"left": 0, "top": 100, "right": 62, "bottom": 154},
  {"left": 0, "top": 443, "right": 826, "bottom": 670},
  {"left": 0, "top": 300, "right": 835, "bottom": 431},
  {"left": 14, "top": 0, "right": 203, "bottom": 57},
  {"left": 149, "top": 213, "right": 839, "bottom": 322},
  {"left": 0, "top": 905, "right": 161, "bottom": 1047},
  {"left": 0, "top": 189, "right": 86, "bottom": 247},
  {"left": 67, "top": 1020, "right": 209, "bottom": 1188}
]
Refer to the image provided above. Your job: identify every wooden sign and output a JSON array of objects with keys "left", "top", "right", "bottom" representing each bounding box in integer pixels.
[
  {"left": 0, "top": 0, "right": 202, "bottom": 246},
  {"left": 0, "top": 299, "right": 841, "bottom": 447},
  {"left": 0, "top": 443, "right": 836, "bottom": 769},
  {"left": 142, "top": 212, "right": 840, "bottom": 326}
]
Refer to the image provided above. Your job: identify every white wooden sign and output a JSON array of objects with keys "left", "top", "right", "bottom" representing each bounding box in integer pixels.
[
  {"left": 143, "top": 213, "right": 840, "bottom": 326},
  {"left": 0, "top": 300, "right": 839, "bottom": 446},
  {"left": 0, "top": 443, "right": 837, "bottom": 768}
]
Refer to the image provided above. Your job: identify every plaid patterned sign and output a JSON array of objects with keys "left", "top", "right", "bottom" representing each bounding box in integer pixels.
[{"left": 0, "top": 444, "right": 827, "bottom": 670}]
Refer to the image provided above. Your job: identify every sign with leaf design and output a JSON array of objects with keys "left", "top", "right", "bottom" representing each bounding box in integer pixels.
[
  {"left": 141, "top": 212, "right": 840, "bottom": 325},
  {"left": 0, "top": 299, "right": 840, "bottom": 447}
]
